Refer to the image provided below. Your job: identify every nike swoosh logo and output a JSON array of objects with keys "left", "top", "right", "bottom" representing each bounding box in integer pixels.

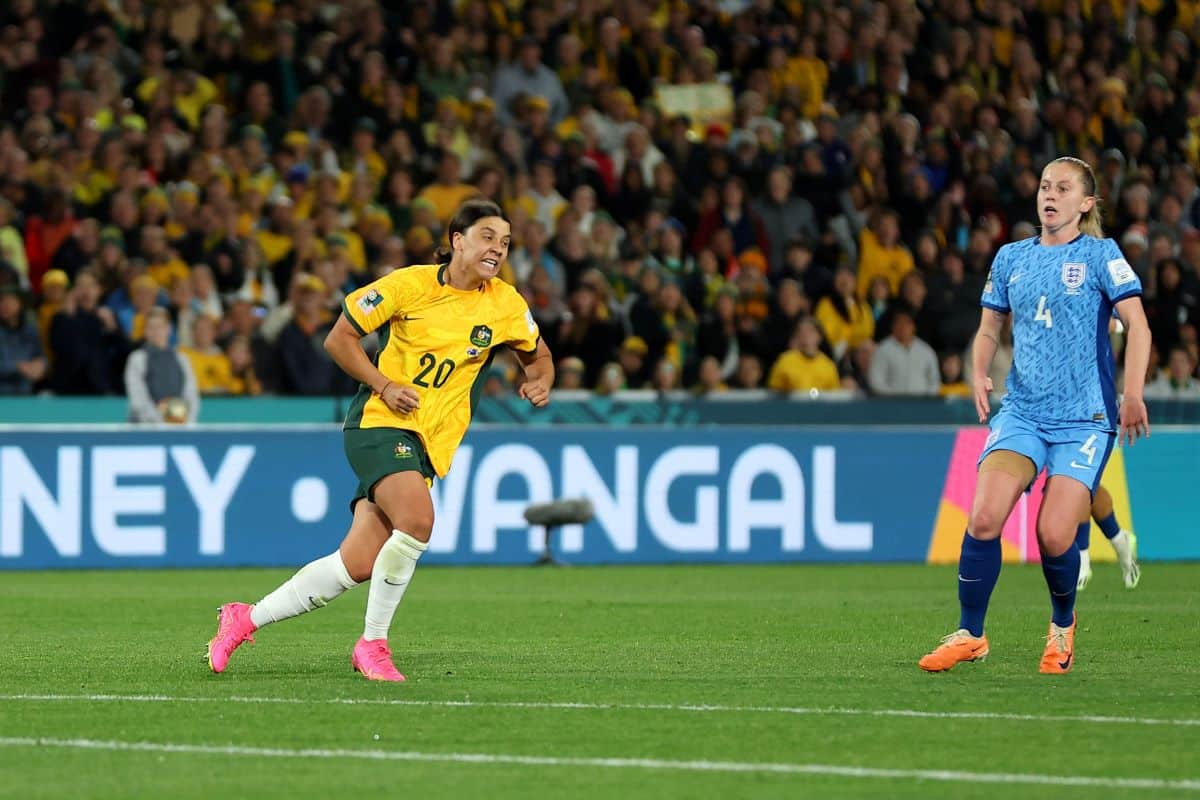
[
  {"left": 1069, "top": 461, "right": 1091, "bottom": 469},
  {"left": 958, "top": 575, "right": 983, "bottom": 582},
  {"left": 402, "top": 316, "right": 423, "bottom": 322},
  {"left": 1058, "top": 653, "right": 1073, "bottom": 670},
  {"left": 382, "top": 578, "right": 405, "bottom": 586}
]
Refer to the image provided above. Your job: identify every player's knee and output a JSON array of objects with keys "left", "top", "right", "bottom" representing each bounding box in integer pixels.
[
  {"left": 968, "top": 508, "right": 1004, "bottom": 539},
  {"left": 1036, "top": 520, "right": 1074, "bottom": 557},
  {"left": 390, "top": 509, "right": 434, "bottom": 542}
]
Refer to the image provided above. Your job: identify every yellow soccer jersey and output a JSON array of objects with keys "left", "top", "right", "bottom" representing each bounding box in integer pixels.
[{"left": 341, "top": 264, "right": 540, "bottom": 477}]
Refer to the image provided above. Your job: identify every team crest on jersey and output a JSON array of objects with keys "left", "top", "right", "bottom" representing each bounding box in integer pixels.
[
  {"left": 394, "top": 442, "right": 413, "bottom": 459},
  {"left": 357, "top": 289, "right": 383, "bottom": 313},
  {"left": 1061, "top": 262, "right": 1086, "bottom": 292},
  {"left": 469, "top": 324, "right": 493, "bottom": 348}
]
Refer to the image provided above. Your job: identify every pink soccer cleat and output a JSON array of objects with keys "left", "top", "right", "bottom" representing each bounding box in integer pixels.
[
  {"left": 207, "top": 602, "right": 257, "bottom": 674},
  {"left": 351, "top": 637, "right": 405, "bottom": 682}
]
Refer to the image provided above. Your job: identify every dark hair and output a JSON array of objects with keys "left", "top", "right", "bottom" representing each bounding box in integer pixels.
[{"left": 434, "top": 198, "right": 508, "bottom": 265}]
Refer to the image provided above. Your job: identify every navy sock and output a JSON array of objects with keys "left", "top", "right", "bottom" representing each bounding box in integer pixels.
[
  {"left": 957, "top": 532, "right": 1001, "bottom": 638},
  {"left": 1097, "top": 511, "right": 1121, "bottom": 540},
  {"left": 1041, "top": 543, "right": 1080, "bottom": 628},
  {"left": 1075, "top": 521, "right": 1090, "bottom": 551}
]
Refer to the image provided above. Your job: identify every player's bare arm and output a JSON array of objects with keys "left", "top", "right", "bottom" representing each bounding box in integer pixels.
[
  {"left": 971, "top": 308, "right": 1007, "bottom": 423},
  {"left": 324, "top": 314, "right": 420, "bottom": 413},
  {"left": 1115, "top": 295, "right": 1151, "bottom": 446},
  {"left": 514, "top": 337, "right": 554, "bottom": 408}
]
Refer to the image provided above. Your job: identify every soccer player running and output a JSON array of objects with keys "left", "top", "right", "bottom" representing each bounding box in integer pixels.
[
  {"left": 1076, "top": 484, "right": 1140, "bottom": 590},
  {"left": 207, "top": 199, "right": 554, "bottom": 681},
  {"left": 919, "top": 157, "right": 1150, "bottom": 674}
]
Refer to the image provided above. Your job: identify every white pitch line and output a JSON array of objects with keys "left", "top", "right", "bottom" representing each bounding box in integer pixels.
[
  {"left": 2, "top": 693, "right": 1199, "bottom": 728},
  {"left": 0, "top": 736, "right": 1196, "bottom": 791}
]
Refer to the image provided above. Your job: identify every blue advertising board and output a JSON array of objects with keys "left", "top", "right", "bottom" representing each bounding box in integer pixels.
[
  {"left": 1, "top": 427, "right": 953, "bottom": 568},
  {"left": 1, "top": 426, "right": 1195, "bottom": 569}
]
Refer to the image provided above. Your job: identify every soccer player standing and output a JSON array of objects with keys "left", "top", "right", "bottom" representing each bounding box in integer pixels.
[
  {"left": 207, "top": 199, "right": 554, "bottom": 681},
  {"left": 919, "top": 157, "right": 1150, "bottom": 674}
]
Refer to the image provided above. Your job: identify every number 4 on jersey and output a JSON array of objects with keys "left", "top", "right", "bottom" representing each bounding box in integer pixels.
[{"left": 1035, "top": 295, "right": 1053, "bottom": 328}]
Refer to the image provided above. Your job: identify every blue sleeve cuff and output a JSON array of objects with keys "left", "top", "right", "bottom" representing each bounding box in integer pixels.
[
  {"left": 981, "top": 301, "right": 1010, "bottom": 313},
  {"left": 1111, "top": 289, "right": 1143, "bottom": 304}
]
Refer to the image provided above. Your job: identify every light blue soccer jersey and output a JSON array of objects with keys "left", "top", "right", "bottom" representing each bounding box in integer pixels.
[{"left": 980, "top": 234, "right": 1143, "bottom": 430}]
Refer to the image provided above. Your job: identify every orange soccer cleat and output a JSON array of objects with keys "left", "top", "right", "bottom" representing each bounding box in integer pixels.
[
  {"left": 919, "top": 629, "right": 990, "bottom": 672},
  {"left": 1039, "top": 614, "right": 1077, "bottom": 674}
]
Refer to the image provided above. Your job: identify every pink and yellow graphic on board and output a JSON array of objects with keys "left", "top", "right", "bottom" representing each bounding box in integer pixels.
[{"left": 927, "top": 429, "right": 1134, "bottom": 564}]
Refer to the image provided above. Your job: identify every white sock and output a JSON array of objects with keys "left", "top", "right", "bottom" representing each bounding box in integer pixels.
[
  {"left": 363, "top": 530, "right": 427, "bottom": 641},
  {"left": 250, "top": 551, "right": 359, "bottom": 628},
  {"left": 1079, "top": 548, "right": 1091, "bottom": 569}
]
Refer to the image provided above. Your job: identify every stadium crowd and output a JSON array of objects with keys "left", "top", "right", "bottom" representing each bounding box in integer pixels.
[{"left": 2, "top": 0, "right": 1200, "bottom": 409}]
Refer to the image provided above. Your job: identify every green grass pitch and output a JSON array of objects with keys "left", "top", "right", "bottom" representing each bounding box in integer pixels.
[{"left": 1, "top": 563, "right": 1197, "bottom": 799}]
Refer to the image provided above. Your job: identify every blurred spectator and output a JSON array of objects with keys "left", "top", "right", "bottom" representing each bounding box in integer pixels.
[
  {"left": 767, "top": 318, "right": 840, "bottom": 394},
  {"left": 938, "top": 353, "right": 972, "bottom": 399},
  {"left": 877, "top": 272, "right": 938, "bottom": 351},
  {"left": 509, "top": 219, "right": 563, "bottom": 290},
  {"left": 777, "top": 239, "right": 832, "bottom": 304},
  {"left": 596, "top": 361, "right": 626, "bottom": 395},
  {"left": 753, "top": 166, "right": 818, "bottom": 276},
  {"left": 36, "top": 269, "right": 68, "bottom": 357},
  {"left": 651, "top": 358, "right": 681, "bottom": 394},
  {"left": 762, "top": 279, "right": 810, "bottom": 366},
  {"left": 491, "top": 37, "right": 568, "bottom": 127},
  {"left": 927, "top": 250, "right": 982, "bottom": 358},
  {"left": 868, "top": 310, "right": 940, "bottom": 397},
  {"left": 693, "top": 288, "right": 740, "bottom": 380},
  {"left": 225, "top": 334, "right": 263, "bottom": 397},
  {"left": 551, "top": 283, "right": 622, "bottom": 388},
  {"left": 856, "top": 208, "right": 914, "bottom": 300},
  {"left": 1145, "top": 347, "right": 1200, "bottom": 398},
  {"left": 48, "top": 271, "right": 127, "bottom": 395},
  {"left": 731, "top": 353, "right": 765, "bottom": 390},
  {"left": 616, "top": 336, "right": 651, "bottom": 389},
  {"left": 275, "top": 273, "right": 342, "bottom": 395},
  {"left": 23, "top": 189, "right": 75, "bottom": 292},
  {"left": 1147, "top": 259, "right": 1197, "bottom": 356},
  {"left": 692, "top": 177, "right": 768, "bottom": 257},
  {"left": 417, "top": 151, "right": 477, "bottom": 226},
  {"left": 0, "top": 198, "right": 29, "bottom": 287},
  {"left": 693, "top": 355, "right": 728, "bottom": 395},
  {"left": 125, "top": 307, "right": 199, "bottom": 423},
  {"left": 0, "top": 285, "right": 45, "bottom": 394},
  {"left": 181, "top": 315, "right": 235, "bottom": 395},
  {"left": 841, "top": 340, "right": 877, "bottom": 394},
  {"left": 556, "top": 356, "right": 586, "bottom": 390},
  {"left": 815, "top": 267, "right": 874, "bottom": 360},
  {"left": 117, "top": 274, "right": 163, "bottom": 343}
]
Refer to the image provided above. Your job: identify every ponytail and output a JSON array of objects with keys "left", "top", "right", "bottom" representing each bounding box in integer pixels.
[
  {"left": 1079, "top": 202, "right": 1104, "bottom": 238},
  {"left": 1050, "top": 156, "right": 1104, "bottom": 238}
]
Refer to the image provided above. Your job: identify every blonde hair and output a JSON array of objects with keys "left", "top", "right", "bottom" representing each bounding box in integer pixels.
[{"left": 1049, "top": 156, "right": 1104, "bottom": 238}]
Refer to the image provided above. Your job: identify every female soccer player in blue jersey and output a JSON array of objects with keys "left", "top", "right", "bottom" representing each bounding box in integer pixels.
[{"left": 920, "top": 157, "right": 1151, "bottom": 674}]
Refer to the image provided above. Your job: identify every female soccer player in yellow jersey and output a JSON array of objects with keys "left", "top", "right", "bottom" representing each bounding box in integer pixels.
[{"left": 207, "top": 199, "right": 555, "bottom": 681}]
